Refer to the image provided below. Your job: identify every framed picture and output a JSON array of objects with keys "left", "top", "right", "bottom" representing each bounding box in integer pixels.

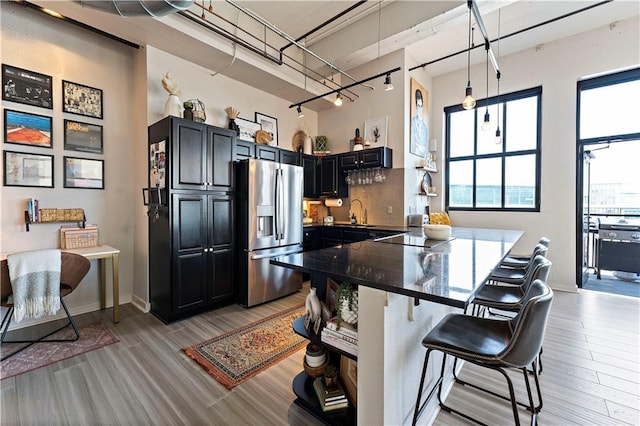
[
  {"left": 63, "top": 156, "right": 104, "bottom": 189},
  {"left": 326, "top": 278, "right": 340, "bottom": 315},
  {"left": 255, "top": 112, "right": 278, "bottom": 146},
  {"left": 364, "top": 116, "right": 388, "bottom": 147},
  {"left": 235, "top": 117, "right": 261, "bottom": 142},
  {"left": 62, "top": 80, "right": 103, "bottom": 119},
  {"left": 64, "top": 119, "right": 103, "bottom": 154},
  {"left": 4, "top": 109, "right": 52, "bottom": 148},
  {"left": 340, "top": 356, "right": 358, "bottom": 407},
  {"left": 410, "top": 77, "right": 429, "bottom": 157},
  {"left": 2, "top": 64, "right": 53, "bottom": 109},
  {"left": 3, "top": 150, "right": 53, "bottom": 188}
]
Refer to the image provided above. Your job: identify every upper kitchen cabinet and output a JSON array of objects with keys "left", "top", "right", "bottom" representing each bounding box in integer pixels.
[
  {"left": 319, "top": 154, "right": 347, "bottom": 198},
  {"left": 150, "top": 116, "right": 234, "bottom": 191},
  {"left": 301, "top": 154, "right": 319, "bottom": 198},
  {"left": 339, "top": 147, "right": 392, "bottom": 172}
]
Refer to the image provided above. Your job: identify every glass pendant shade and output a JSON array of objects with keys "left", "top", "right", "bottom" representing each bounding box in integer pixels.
[{"left": 334, "top": 93, "right": 343, "bottom": 106}]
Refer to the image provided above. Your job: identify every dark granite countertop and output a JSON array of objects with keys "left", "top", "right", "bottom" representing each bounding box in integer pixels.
[{"left": 272, "top": 227, "right": 523, "bottom": 308}]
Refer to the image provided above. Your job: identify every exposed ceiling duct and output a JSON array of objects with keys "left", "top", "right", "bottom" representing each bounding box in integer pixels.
[{"left": 76, "top": 0, "right": 193, "bottom": 18}]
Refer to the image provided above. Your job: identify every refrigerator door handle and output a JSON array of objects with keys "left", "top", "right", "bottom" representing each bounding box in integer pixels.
[
  {"left": 250, "top": 247, "right": 302, "bottom": 260},
  {"left": 278, "top": 168, "right": 285, "bottom": 240},
  {"left": 274, "top": 168, "right": 279, "bottom": 240}
]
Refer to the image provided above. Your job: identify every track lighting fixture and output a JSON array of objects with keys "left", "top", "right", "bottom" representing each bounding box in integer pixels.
[
  {"left": 462, "top": 4, "right": 476, "bottom": 110},
  {"left": 334, "top": 93, "right": 343, "bottom": 106},
  {"left": 297, "top": 105, "right": 304, "bottom": 118},
  {"left": 384, "top": 73, "right": 394, "bottom": 91}
]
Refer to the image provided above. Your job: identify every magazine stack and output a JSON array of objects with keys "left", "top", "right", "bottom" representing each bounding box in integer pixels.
[
  {"left": 320, "top": 318, "right": 357, "bottom": 357},
  {"left": 313, "top": 377, "right": 348, "bottom": 411}
]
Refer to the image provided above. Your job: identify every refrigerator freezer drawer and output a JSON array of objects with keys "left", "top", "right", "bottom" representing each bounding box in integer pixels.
[{"left": 242, "top": 245, "right": 303, "bottom": 307}]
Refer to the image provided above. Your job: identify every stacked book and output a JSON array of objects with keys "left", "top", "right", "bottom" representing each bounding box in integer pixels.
[
  {"left": 312, "top": 377, "right": 348, "bottom": 411},
  {"left": 321, "top": 318, "right": 357, "bottom": 357}
]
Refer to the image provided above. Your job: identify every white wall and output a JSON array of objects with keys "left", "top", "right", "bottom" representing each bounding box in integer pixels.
[
  {"left": 430, "top": 16, "right": 640, "bottom": 292},
  {"left": 0, "top": 2, "right": 138, "bottom": 323}
]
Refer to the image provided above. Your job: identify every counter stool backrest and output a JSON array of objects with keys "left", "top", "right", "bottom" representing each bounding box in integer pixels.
[{"left": 505, "top": 280, "right": 553, "bottom": 368}]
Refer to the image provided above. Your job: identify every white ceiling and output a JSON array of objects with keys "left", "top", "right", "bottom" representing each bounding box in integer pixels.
[{"left": 27, "top": 0, "right": 640, "bottom": 109}]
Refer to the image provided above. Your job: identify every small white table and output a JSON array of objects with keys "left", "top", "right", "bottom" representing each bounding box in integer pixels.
[{"left": 64, "top": 245, "right": 120, "bottom": 323}]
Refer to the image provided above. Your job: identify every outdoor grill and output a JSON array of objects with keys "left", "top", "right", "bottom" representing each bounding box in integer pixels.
[{"left": 596, "top": 218, "right": 640, "bottom": 279}]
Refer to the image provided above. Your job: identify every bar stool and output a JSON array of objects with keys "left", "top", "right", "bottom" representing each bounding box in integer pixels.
[
  {"left": 500, "top": 237, "right": 550, "bottom": 270},
  {"left": 412, "top": 280, "right": 553, "bottom": 426},
  {"left": 487, "top": 243, "right": 548, "bottom": 286}
]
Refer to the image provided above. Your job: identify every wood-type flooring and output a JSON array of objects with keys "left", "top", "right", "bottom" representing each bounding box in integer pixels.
[{"left": 1, "top": 286, "right": 638, "bottom": 425}]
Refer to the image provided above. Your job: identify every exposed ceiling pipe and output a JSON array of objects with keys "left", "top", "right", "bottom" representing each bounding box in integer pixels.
[{"left": 76, "top": 0, "right": 194, "bottom": 18}]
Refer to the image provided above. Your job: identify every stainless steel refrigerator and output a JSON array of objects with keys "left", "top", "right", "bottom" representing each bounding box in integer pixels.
[{"left": 236, "top": 159, "right": 303, "bottom": 306}]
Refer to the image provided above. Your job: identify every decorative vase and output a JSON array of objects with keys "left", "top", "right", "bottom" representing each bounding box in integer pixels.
[
  {"left": 305, "top": 287, "right": 321, "bottom": 319},
  {"left": 339, "top": 291, "right": 358, "bottom": 326},
  {"left": 164, "top": 94, "right": 182, "bottom": 118},
  {"left": 228, "top": 118, "right": 240, "bottom": 135},
  {"left": 303, "top": 134, "right": 312, "bottom": 154},
  {"left": 184, "top": 109, "right": 193, "bottom": 120}
]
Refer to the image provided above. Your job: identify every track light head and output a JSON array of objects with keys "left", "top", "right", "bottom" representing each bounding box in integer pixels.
[
  {"left": 334, "top": 93, "right": 343, "bottom": 106},
  {"left": 297, "top": 105, "right": 304, "bottom": 118},
  {"left": 384, "top": 73, "right": 394, "bottom": 91}
]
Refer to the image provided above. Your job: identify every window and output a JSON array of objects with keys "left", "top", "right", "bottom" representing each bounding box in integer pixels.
[{"left": 445, "top": 87, "right": 541, "bottom": 211}]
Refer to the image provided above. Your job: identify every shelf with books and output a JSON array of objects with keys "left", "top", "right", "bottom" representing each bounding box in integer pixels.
[
  {"left": 24, "top": 202, "right": 87, "bottom": 232},
  {"left": 292, "top": 316, "right": 357, "bottom": 425}
]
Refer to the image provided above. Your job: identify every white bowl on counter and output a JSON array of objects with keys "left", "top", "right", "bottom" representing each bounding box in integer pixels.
[{"left": 423, "top": 224, "right": 452, "bottom": 240}]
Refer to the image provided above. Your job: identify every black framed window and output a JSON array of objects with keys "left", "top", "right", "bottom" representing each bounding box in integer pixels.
[{"left": 445, "top": 86, "right": 542, "bottom": 211}]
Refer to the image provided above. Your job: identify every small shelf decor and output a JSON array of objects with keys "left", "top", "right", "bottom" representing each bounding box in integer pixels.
[
  {"left": 24, "top": 206, "right": 86, "bottom": 232},
  {"left": 336, "top": 281, "right": 358, "bottom": 328}
]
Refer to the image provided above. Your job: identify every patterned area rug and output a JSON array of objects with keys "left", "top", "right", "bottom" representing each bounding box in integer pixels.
[
  {"left": 183, "top": 304, "right": 306, "bottom": 390},
  {"left": 1, "top": 321, "right": 119, "bottom": 380}
]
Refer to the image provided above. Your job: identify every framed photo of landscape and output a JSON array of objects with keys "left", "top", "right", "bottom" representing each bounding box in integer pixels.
[
  {"left": 3, "top": 150, "right": 54, "bottom": 188},
  {"left": 62, "top": 80, "right": 103, "bottom": 119},
  {"left": 2, "top": 64, "right": 53, "bottom": 109},
  {"left": 64, "top": 119, "right": 103, "bottom": 154},
  {"left": 4, "top": 109, "right": 52, "bottom": 148},
  {"left": 63, "top": 156, "right": 104, "bottom": 189}
]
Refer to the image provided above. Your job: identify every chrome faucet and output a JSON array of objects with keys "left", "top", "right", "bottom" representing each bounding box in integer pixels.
[{"left": 350, "top": 199, "right": 363, "bottom": 224}]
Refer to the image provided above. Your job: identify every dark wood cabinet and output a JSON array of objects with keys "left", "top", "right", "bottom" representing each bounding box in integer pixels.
[
  {"left": 301, "top": 154, "right": 319, "bottom": 198},
  {"left": 320, "top": 155, "right": 347, "bottom": 197},
  {"left": 303, "top": 227, "right": 319, "bottom": 252},
  {"left": 339, "top": 147, "right": 392, "bottom": 172},
  {"left": 279, "top": 150, "right": 300, "bottom": 165},
  {"left": 256, "top": 144, "right": 278, "bottom": 161},
  {"left": 148, "top": 116, "right": 235, "bottom": 323},
  {"left": 235, "top": 139, "right": 254, "bottom": 160},
  {"left": 169, "top": 118, "right": 235, "bottom": 191}
]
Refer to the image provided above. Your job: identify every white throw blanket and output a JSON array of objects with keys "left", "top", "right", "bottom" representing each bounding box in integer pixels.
[{"left": 7, "top": 249, "right": 61, "bottom": 323}]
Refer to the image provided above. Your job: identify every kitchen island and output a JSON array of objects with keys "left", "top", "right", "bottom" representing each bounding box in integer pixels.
[{"left": 272, "top": 227, "right": 523, "bottom": 425}]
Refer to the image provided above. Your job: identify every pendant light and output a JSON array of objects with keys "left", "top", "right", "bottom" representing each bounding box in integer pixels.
[
  {"left": 494, "top": 9, "right": 502, "bottom": 144},
  {"left": 377, "top": 1, "right": 394, "bottom": 92},
  {"left": 334, "top": 92, "right": 343, "bottom": 106},
  {"left": 462, "top": 5, "right": 476, "bottom": 110},
  {"left": 481, "top": 41, "right": 491, "bottom": 131}
]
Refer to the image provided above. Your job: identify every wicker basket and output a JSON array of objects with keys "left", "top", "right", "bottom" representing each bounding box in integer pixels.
[
  {"left": 60, "top": 225, "right": 99, "bottom": 249},
  {"left": 40, "top": 208, "right": 84, "bottom": 222}
]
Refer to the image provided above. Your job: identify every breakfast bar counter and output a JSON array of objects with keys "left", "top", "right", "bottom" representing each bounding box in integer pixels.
[{"left": 273, "top": 227, "right": 523, "bottom": 425}]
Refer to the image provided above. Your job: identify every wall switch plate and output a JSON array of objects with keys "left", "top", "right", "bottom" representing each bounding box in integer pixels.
[{"left": 387, "top": 206, "right": 393, "bottom": 214}]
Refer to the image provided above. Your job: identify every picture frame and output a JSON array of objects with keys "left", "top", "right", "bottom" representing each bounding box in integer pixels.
[
  {"left": 410, "top": 77, "right": 429, "bottom": 157},
  {"left": 255, "top": 112, "right": 278, "bottom": 146},
  {"left": 3, "top": 150, "right": 54, "bottom": 188},
  {"left": 326, "top": 278, "right": 340, "bottom": 315},
  {"left": 63, "top": 156, "right": 104, "bottom": 189},
  {"left": 340, "top": 356, "right": 358, "bottom": 407},
  {"left": 4, "top": 109, "right": 52, "bottom": 148},
  {"left": 235, "top": 117, "right": 261, "bottom": 142},
  {"left": 62, "top": 80, "right": 103, "bottom": 119},
  {"left": 2, "top": 64, "right": 53, "bottom": 109},
  {"left": 64, "top": 119, "right": 103, "bottom": 154},
  {"left": 364, "top": 116, "right": 388, "bottom": 147}
]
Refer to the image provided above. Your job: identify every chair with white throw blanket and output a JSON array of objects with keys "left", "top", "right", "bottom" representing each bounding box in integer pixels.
[{"left": 0, "top": 250, "right": 90, "bottom": 361}]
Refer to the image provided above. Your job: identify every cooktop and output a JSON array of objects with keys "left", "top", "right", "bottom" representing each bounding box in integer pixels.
[{"left": 375, "top": 234, "right": 455, "bottom": 248}]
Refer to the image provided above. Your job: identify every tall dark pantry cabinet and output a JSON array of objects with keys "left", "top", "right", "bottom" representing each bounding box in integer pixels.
[{"left": 148, "top": 116, "right": 236, "bottom": 323}]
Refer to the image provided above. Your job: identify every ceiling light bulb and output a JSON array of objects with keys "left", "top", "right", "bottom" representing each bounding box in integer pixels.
[
  {"left": 481, "top": 109, "right": 491, "bottom": 131},
  {"left": 462, "top": 85, "right": 476, "bottom": 110},
  {"left": 384, "top": 74, "right": 394, "bottom": 91},
  {"left": 297, "top": 105, "right": 304, "bottom": 118},
  {"left": 495, "top": 127, "right": 502, "bottom": 144},
  {"left": 334, "top": 93, "right": 343, "bottom": 107}
]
